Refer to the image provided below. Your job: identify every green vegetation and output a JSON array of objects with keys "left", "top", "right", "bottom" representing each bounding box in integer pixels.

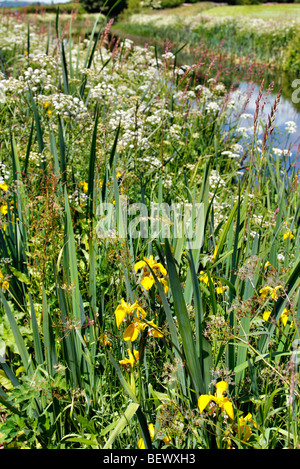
[
  {"left": 0, "top": 5, "right": 299, "bottom": 450},
  {"left": 283, "top": 30, "right": 300, "bottom": 74},
  {"left": 114, "top": 2, "right": 300, "bottom": 68},
  {"left": 203, "top": 3, "right": 300, "bottom": 19}
]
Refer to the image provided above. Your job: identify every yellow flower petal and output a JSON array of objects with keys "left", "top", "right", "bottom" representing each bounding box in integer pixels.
[
  {"left": 0, "top": 183, "right": 8, "bottom": 191},
  {"left": 263, "top": 310, "right": 271, "bottom": 322},
  {"left": 216, "top": 285, "right": 228, "bottom": 295},
  {"left": 198, "top": 394, "right": 212, "bottom": 413},
  {"left": 131, "top": 303, "right": 147, "bottom": 319},
  {"left": 114, "top": 304, "right": 127, "bottom": 329},
  {"left": 280, "top": 308, "right": 289, "bottom": 327},
  {"left": 0, "top": 204, "right": 8, "bottom": 215},
  {"left": 259, "top": 286, "right": 272, "bottom": 300},
  {"left": 199, "top": 271, "right": 209, "bottom": 285},
  {"left": 78, "top": 181, "right": 88, "bottom": 194},
  {"left": 119, "top": 348, "right": 139, "bottom": 368},
  {"left": 135, "top": 256, "right": 167, "bottom": 277},
  {"left": 215, "top": 380, "right": 228, "bottom": 399},
  {"left": 141, "top": 275, "right": 155, "bottom": 291},
  {"left": 220, "top": 397, "right": 234, "bottom": 420},
  {"left": 134, "top": 260, "right": 146, "bottom": 273},
  {"left": 163, "top": 435, "right": 172, "bottom": 446},
  {"left": 123, "top": 323, "right": 141, "bottom": 342},
  {"left": 147, "top": 320, "right": 163, "bottom": 338},
  {"left": 148, "top": 423, "right": 155, "bottom": 440},
  {"left": 159, "top": 277, "right": 169, "bottom": 294},
  {"left": 138, "top": 438, "right": 145, "bottom": 449},
  {"left": 1, "top": 280, "right": 9, "bottom": 291}
]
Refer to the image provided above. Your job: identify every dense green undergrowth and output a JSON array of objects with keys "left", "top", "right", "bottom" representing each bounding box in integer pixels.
[
  {"left": 0, "top": 10, "right": 299, "bottom": 449},
  {"left": 115, "top": 3, "right": 300, "bottom": 71}
]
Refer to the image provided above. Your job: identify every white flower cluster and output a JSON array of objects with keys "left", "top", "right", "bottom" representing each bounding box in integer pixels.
[
  {"left": 272, "top": 148, "right": 292, "bottom": 158},
  {"left": 209, "top": 170, "right": 226, "bottom": 189},
  {"left": 195, "top": 84, "right": 213, "bottom": 100},
  {"left": 20, "top": 67, "right": 54, "bottom": 93},
  {"left": 90, "top": 81, "right": 117, "bottom": 102},
  {"left": 0, "top": 21, "right": 45, "bottom": 54},
  {"left": 285, "top": 121, "right": 297, "bottom": 134},
  {"left": 0, "top": 163, "right": 10, "bottom": 186},
  {"left": 47, "top": 94, "right": 88, "bottom": 120},
  {"left": 0, "top": 80, "right": 6, "bottom": 104},
  {"left": 109, "top": 108, "right": 150, "bottom": 150},
  {"left": 205, "top": 101, "right": 219, "bottom": 114},
  {"left": 221, "top": 143, "right": 244, "bottom": 159},
  {"left": 0, "top": 76, "right": 26, "bottom": 98}
]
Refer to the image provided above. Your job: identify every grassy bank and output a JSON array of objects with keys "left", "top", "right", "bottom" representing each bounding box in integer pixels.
[
  {"left": 203, "top": 3, "right": 300, "bottom": 20},
  {"left": 114, "top": 3, "right": 300, "bottom": 70}
]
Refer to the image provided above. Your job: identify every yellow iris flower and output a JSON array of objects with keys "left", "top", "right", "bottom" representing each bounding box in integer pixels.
[
  {"left": 280, "top": 308, "right": 289, "bottom": 327},
  {"left": 135, "top": 255, "right": 168, "bottom": 294},
  {"left": 259, "top": 285, "right": 283, "bottom": 301},
  {"left": 114, "top": 298, "right": 163, "bottom": 342},
  {"left": 134, "top": 255, "right": 167, "bottom": 277},
  {"left": 123, "top": 320, "right": 147, "bottom": 342},
  {"left": 146, "top": 319, "right": 164, "bottom": 338},
  {"left": 263, "top": 308, "right": 290, "bottom": 327},
  {"left": 78, "top": 181, "right": 88, "bottom": 194},
  {"left": 263, "top": 310, "right": 271, "bottom": 322},
  {"left": 234, "top": 413, "right": 257, "bottom": 442},
  {"left": 199, "top": 271, "right": 209, "bottom": 285},
  {"left": 199, "top": 271, "right": 228, "bottom": 295},
  {"left": 119, "top": 348, "right": 139, "bottom": 369},
  {"left": 140, "top": 275, "right": 155, "bottom": 291},
  {"left": 0, "top": 203, "right": 8, "bottom": 215},
  {"left": 138, "top": 423, "right": 155, "bottom": 449},
  {"left": 283, "top": 231, "right": 294, "bottom": 241},
  {"left": 0, "top": 271, "right": 9, "bottom": 291},
  {"left": 198, "top": 380, "right": 234, "bottom": 420},
  {"left": 0, "top": 183, "right": 8, "bottom": 191},
  {"left": 114, "top": 298, "right": 146, "bottom": 329},
  {"left": 215, "top": 284, "right": 228, "bottom": 295}
]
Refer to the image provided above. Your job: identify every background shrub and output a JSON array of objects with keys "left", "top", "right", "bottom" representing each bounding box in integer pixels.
[
  {"left": 79, "top": 0, "right": 128, "bottom": 15},
  {"left": 283, "top": 31, "right": 300, "bottom": 74}
]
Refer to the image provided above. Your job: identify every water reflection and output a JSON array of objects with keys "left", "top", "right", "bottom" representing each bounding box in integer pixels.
[{"left": 235, "top": 81, "right": 300, "bottom": 163}]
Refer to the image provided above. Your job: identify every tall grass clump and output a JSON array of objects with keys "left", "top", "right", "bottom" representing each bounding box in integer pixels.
[{"left": 0, "top": 9, "right": 299, "bottom": 449}]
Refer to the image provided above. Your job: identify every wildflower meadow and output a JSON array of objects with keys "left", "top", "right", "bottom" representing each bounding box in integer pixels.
[{"left": 0, "top": 1, "right": 300, "bottom": 450}]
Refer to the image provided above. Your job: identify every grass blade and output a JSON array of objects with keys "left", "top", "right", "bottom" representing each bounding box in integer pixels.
[{"left": 164, "top": 239, "right": 202, "bottom": 396}]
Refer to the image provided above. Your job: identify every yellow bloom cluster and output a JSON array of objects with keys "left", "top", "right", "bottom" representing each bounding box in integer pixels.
[
  {"left": 259, "top": 285, "right": 283, "bottom": 301},
  {"left": 44, "top": 101, "right": 52, "bottom": 118},
  {"left": 138, "top": 423, "right": 171, "bottom": 448},
  {"left": 283, "top": 231, "right": 294, "bottom": 241},
  {"left": 0, "top": 271, "right": 9, "bottom": 291},
  {"left": 114, "top": 298, "right": 163, "bottom": 343},
  {"left": 78, "top": 181, "right": 88, "bottom": 194},
  {"left": 0, "top": 183, "right": 8, "bottom": 192},
  {"left": 99, "top": 333, "right": 112, "bottom": 348},
  {"left": 0, "top": 182, "right": 9, "bottom": 218},
  {"left": 134, "top": 255, "right": 168, "bottom": 294},
  {"left": 199, "top": 271, "right": 228, "bottom": 295},
  {"left": 119, "top": 348, "right": 139, "bottom": 369},
  {"left": 198, "top": 380, "right": 234, "bottom": 420},
  {"left": 263, "top": 308, "right": 291, "bottom": 327},
  {"left": 234, "top": 412, "right": 257, "bottom": 442}
]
